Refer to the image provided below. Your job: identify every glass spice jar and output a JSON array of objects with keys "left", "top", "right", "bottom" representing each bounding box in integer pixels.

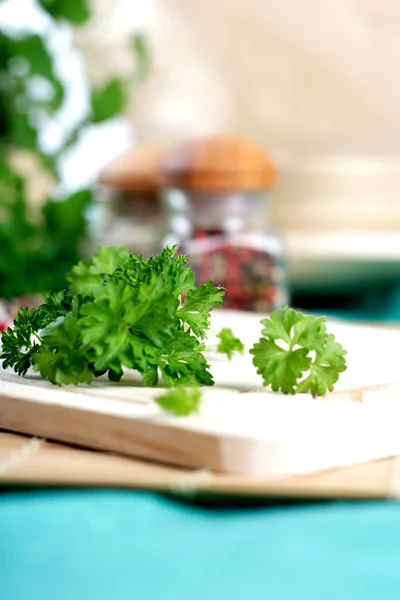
[
  {"left": 161, "top": 137, "right": 288, "bottom": 312},
  {"left": 91, "top": 145, "right": 165, "bottom": 258}
]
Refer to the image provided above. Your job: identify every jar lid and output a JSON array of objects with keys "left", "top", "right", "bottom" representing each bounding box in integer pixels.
[
  {"left": 161, "top": 136, "right": 276, "bottom": 192},
  {"left": 99, "top": 145, "right": 165, "bottom": 193}
]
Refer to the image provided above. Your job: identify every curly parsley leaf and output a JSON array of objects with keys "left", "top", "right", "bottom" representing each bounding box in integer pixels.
[
  {"left": 160, "top": 330, "right": 213, "bottom": 387},
  {"left": 155, "top": 387, "right": 202, "bottom": 416},
  {"left": 296, "top": 333, "right": 347, "bottom": 396},
  {"left": 257, "top": 304, "right": 303, "bottom": 346},
  {"left": 0, "top": 304, "right": 53, "bottom": 375},
  {"left": 251, "top": 338, "right": 311, "bottom": 394},
  {"left": 41, "top": 290, "right": 90, "bottom": 320},
  {"left": 41, "top": 289, "right": 75, "bottom": 318},
  {"left": 250, "top": 305, "right": 347, "bottom": 396},
  {"left": 78, "top": 275, "right": 214, "bottom": 387},
  {"left": 0, "top": 291, "right": 90, "bottom": 376},
  {"left": 32, "top": 313, "right": 93, "bottom": 386},
  {"left": 116, "top": 245, "right": 194, "bottom": 297},
  {"left": 178, "top": 281, "right": 224, "bottom": 338},
  {"left": 216, "top": 327, "right": 244, "bottom": 360},
  {"left": 78, "top": 278, "right": 162, "bottom": 381},
  {"left": 68, "top": 245, "right": 130, "bottom": 295}
]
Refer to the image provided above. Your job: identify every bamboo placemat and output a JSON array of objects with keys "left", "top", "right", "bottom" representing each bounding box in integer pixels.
[{"left": 1, "top": 430, "right": 399, "bottom": 500}]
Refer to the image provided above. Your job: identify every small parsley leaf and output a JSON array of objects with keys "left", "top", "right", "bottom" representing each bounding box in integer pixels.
[
  {"left": 216, "top": 328, "right": 244, "bottom": 360},
  {"left": 155, "top": 387, "right": 202, "bottom": 416},
  {"left": 178, "top": 281, "right": 224, "bottom": 338}
]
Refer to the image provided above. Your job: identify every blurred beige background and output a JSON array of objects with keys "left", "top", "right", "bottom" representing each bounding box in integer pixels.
[
  {"left": 74, "top": 0, "right": 400, "bottom": 290},
  {"left": 76, "top": 0, "right": 400, "bottom": 160}
]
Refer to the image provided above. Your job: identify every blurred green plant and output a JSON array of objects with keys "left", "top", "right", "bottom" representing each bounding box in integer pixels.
[{"left": 0, "top": 0, "right": 150, "bottom": 299}]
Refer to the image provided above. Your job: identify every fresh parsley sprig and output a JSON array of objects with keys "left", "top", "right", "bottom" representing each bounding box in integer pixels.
[
  {"left": 0, "top": 244, "right": 348, "bottom": 416},
  {"left": 250, "top": 305, "right": 347, "bottom": 396},
  {"left": 1, "top": 246, "right": 224, "bottom": 391}
]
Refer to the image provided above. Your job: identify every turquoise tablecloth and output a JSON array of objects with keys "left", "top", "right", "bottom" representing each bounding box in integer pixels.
[{"left": 2, "top": 490, "right": 400, "bottom": 600}]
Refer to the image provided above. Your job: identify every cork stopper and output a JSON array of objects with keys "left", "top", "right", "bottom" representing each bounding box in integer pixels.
[
  {"left": 99, "top": 145, "right": 165, "bottom": 194},
  {"left": 162, "top": 136, "right": 276, "bottom": 192}
]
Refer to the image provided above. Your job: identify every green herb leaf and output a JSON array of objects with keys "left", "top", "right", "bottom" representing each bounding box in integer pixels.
[
  {"left": 38, "top": 0, "right": 91, "bottom": 24},
  {"left": 78, "top": 278, "right": 155, "bottom": 377},
  {"left": 296, "top": 334, "right": 348, "bottom": 396},
  {"left": 68, "top": 245, "right": 130, "bottom": 295},
  {"left": 216, "top": 327, "right": 245, "bottom": 360},
  {"left": 32, "top": 313, "right": 92, "bottom": 386},
  {"left": 119, "top": 246, "right": 194, "bottom": 296},
  {"left": 155, "top": 387, "right": 202, "bottom": 417},
  {"left": 41, "top": 290, "right": 90, "bottom": 320},
  {"left": 160, "top": 330, "right": 214, "bottom": 387},
  {"left": 178, "top": 281, "right": 225, "bottom": 339},
  {"left": 0, "top": 305, "right": 50, "bottom": 375},
  {"left": 251, "top": 338, "right": 311, "bottom": 394},
  {"left": 0, "top": 290, "right": 89, "bottom": 376},
  {"left": 91, "top": 78, "right": 126, "bottom": 123},
  {"left": 250, "top": 305, "right": 347, "bottom": 396}
]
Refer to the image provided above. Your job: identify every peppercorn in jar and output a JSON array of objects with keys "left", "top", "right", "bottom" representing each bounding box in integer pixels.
[{"left": 161, "top": 136, "right": 288, "bottom": 312}]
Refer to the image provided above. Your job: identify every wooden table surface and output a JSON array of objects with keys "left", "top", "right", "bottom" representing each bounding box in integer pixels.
[{"left": 1, "top": 429, "right": 399, "bottom": 500}]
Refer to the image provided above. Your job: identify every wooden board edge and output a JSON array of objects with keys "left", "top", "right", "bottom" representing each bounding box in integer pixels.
[{"left": 0, "top": 431, "right": 395, "bottom": 501}]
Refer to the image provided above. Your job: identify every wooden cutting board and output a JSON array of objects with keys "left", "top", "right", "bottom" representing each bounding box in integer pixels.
[{"left": 1, "top": 309, "right": 400, "bottom": 477}]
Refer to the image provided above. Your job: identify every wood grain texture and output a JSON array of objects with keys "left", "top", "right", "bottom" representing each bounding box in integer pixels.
[
  {"left": 161, "top": 136, "right": 276, "bottom": 191},
  {"left": 0, "top": 431, "right": 397, "bottom": 500}
]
